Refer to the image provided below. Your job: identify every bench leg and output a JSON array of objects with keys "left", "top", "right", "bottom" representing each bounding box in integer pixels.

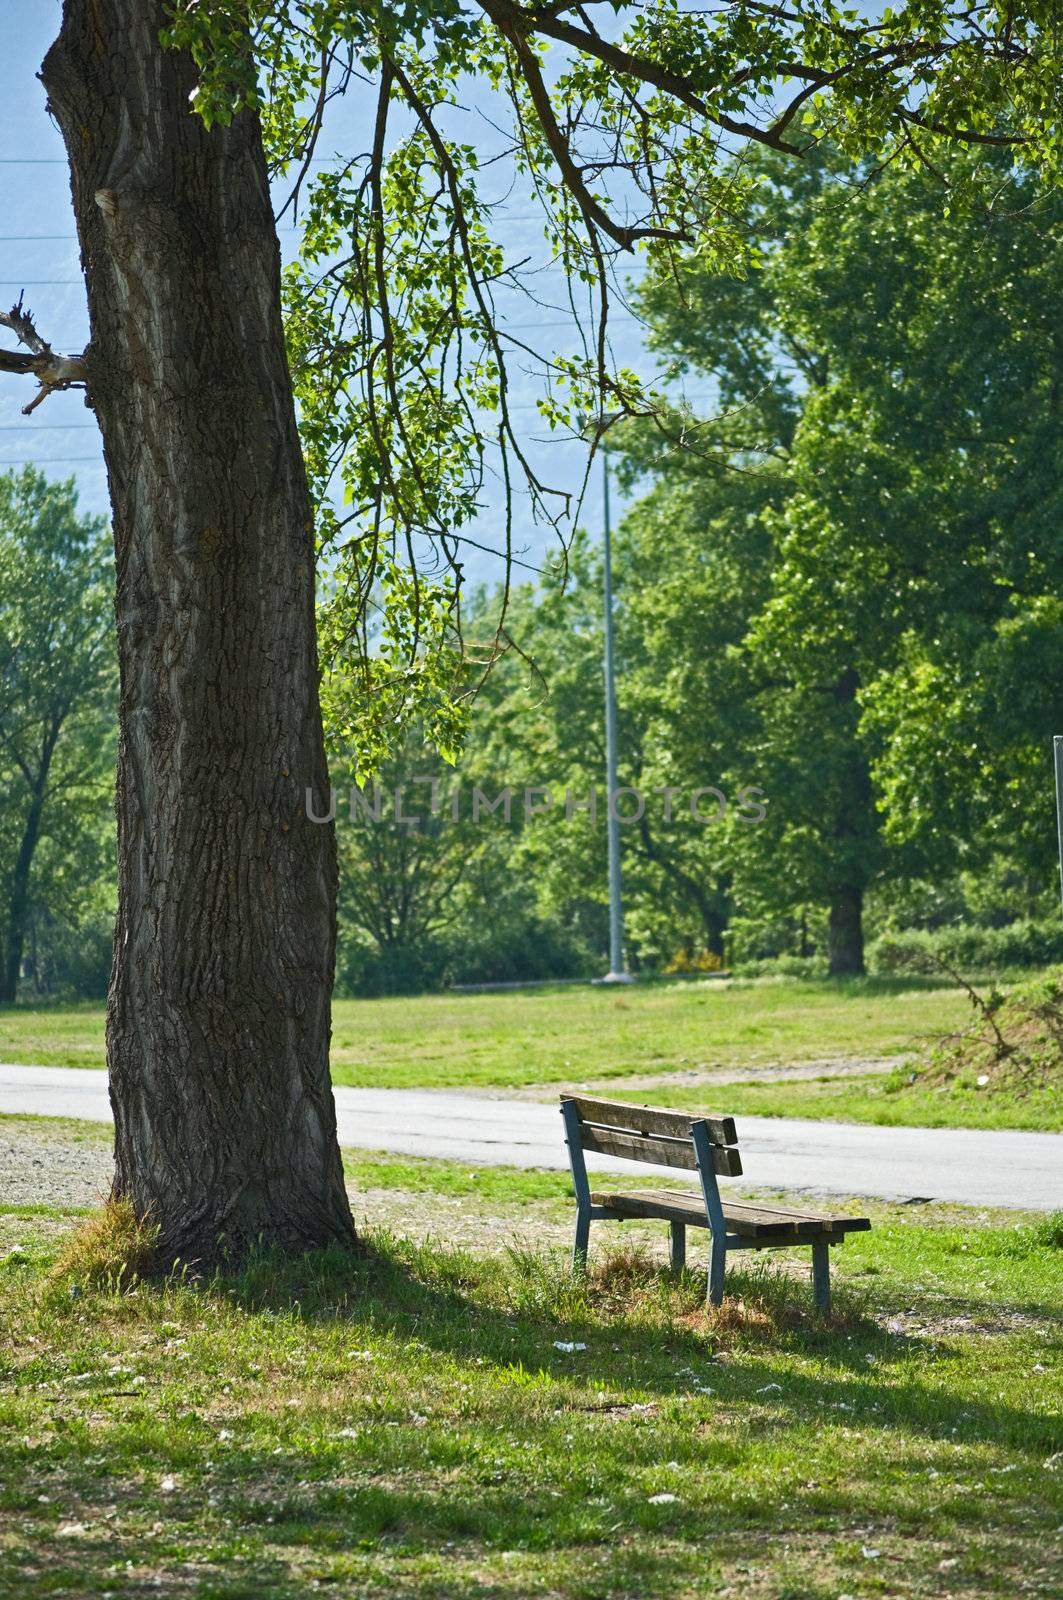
[
  {"left": 573, "top": 1207, "right": 591, "bottom": 1272},
  {"left": 708, "top": 1236, "right": 726, "bottom": 1305},
  {"left": 811, "top": 1239, "right": 831, "bottom": 1313},
  {"left": 669, "top": 1220, "right": 686, "bottom": 1272}
]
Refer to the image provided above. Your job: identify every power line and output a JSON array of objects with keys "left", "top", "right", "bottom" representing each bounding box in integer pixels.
[
  {"left": 0, "top": 392, "right": 721, "bottom": 461},
  {"left": 0, "top": 229, "right": 302, "bottom": 240},
  {"left": 0, "top": 158, "right": 358, "bottom": 165},
  {"left": 0, "top": 234, "right": 651, "bottom": 256},
  {"left": 0, "top": 285, "right": 646, "bottom": 327}
]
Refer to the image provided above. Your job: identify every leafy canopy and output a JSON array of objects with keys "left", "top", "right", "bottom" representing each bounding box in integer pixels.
[{"left": 162, "top": 2, "right": 1061, "bottom": 762}]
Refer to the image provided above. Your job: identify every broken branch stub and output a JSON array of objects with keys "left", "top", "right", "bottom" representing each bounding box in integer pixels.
[{"left": 0, "top": 294, "right": 89, "bottom": 413}]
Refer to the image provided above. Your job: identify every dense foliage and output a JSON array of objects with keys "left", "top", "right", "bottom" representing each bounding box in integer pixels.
[
  {"left": 5, "top": 4, "right": 1063, "bottom": 995},
  {"left": 164, "top": 1, "right": 1063, "bottom": 763},
  {"left": 0, "top": 470, "right": 115, "bottom": 1001},
  {"left": 328, "top": 150, "right": 1063, "bottom": 987}
]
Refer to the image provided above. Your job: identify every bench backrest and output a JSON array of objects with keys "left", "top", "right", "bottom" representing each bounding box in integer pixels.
[{"left": 559, "top": 1093, "right": 742, "bottom": 1178}]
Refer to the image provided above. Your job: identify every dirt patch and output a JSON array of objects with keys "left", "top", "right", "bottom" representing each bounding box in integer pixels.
[
  {"left": 499, "top": 1056, "right": 905, "bottom": 1100},
  {"left": 350, "top": 1185, "right": 576, "bottom": 1254},
  {"left": 878, "top": 1305, "right": 1054, "bottom": 1338}
]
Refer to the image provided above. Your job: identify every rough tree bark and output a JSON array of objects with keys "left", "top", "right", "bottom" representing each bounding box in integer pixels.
[
  {"left": 827, "top": 884, "right": 865, "bottom": 979},
  {"left": 40, "top": 0, "right": 356, "bottom": 1264}
]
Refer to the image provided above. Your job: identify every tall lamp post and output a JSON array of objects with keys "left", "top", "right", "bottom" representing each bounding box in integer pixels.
[{"left": 585, "top": 415, "right": 633, "bottom": 984}]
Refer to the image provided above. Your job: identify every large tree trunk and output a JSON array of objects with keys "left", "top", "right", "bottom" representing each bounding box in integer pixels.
[
  {"left": 828, "top": 884, "right": 865, "bottom": 978},
  {"left": 0, "top": 751, "right": 52, "bottom": 1005},
  {"left": 41, "top": 1, "right": 355, "bottom": 1264}
]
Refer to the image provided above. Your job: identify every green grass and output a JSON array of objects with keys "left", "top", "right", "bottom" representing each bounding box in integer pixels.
[
  {"left": 0, "top": 1178, "right": 1060, "bottom": 1599},
  {"left": 3, "top": 974, "right": 1059, "bottom": 1129},
  {"left": 0, "top": 1002, "right": 107, "bottom": 1070},
  {"left": 613, "top": 1071, "right": 1063, "bottom": 1132},
  {"left": 0, "top": 976, "right": 985, "bottom": 1080},
  {"left": 330, "top": 977, "right": 985, "bottom": 1088},
  {"left": 344, "top": 1149, "right": 575, "bottom": 1205}
]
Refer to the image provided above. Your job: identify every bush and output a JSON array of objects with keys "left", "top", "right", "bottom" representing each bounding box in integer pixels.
[
  {"left": 868, "top": 919, "right": 1063, "bottom": 975},
  {"left": 730, "top": 954, "right": 829, "bottom": 980},
  {"left": 335, "top": 913, "right": 597, "bottom": 997},
  {"left": 726, "top": 910, "right": 827, "bottom": 965},
  {"left": 335, "top": 938, "right": 451, "bottom": 998},
  {"left": 662, "top": 947, "right": 724, "bottom": 975},
  {"left": 20, "top": 910, "right": 113, "bottom": 1001},
  {"left": 441, "top": 913, "right": 595, "bottom": 988}
]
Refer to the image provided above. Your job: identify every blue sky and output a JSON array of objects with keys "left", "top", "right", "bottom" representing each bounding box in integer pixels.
[{"left": 0, "top": 2, "right": 704, "bottom": 590}]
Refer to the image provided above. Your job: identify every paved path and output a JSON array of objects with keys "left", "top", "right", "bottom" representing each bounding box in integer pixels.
[{"left": 1, "top": 1064, "right": 1059, "bottom": 1210}]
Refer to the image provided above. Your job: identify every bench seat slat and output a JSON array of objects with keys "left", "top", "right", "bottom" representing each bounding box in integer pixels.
[
  {"left": 581, "top": 1126, "right": 742, "bottom": 1178},
  {"left": 592, "top": 1190, "right": 709, "bottom": 1226},
  {"left": 677, "top": 1194, "right": 872, "bottom": 1234},
  {"left": 561, "top": 1093, "right": 737, "bottom": 1148},
  {"left": 591, "top": 1188, "right": 870, "bottom": 1238}
]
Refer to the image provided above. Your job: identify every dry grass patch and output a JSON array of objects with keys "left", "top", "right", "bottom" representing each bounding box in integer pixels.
[{"left": 47, "top": 1197, "right": 160, "bottom": 1291}]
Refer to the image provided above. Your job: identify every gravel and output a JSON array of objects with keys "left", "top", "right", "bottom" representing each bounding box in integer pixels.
[
  {"left": 1, "top": 1120, "right": 114, "bottom": 1209},
  {"left": 0, "top": 1116, "right": 575, "bottom": 1252}
]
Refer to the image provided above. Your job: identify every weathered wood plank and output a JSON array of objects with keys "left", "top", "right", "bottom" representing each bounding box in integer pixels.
[
  {"left": 562, "top": 1093, "right": 737, "bottom": 1148},
  {"left": 581, "top": 1126, "right": 742, "bottom": 1177},
  {"left": 579, "top": 1127, "right": 696, "bottom": 1170},
  {"left": 723, "top": 1207, "right": 841, "bottom": 1239},
  {"left": 727, "top": 1205, "right": 871, "bottom": 1234},
  {"left": 663, "top": 1193, "right": 871, "bottom": 1235},
  {"left": 591, "top": 1189, "right": 712, "bottom": 1227},
  {"left": 590, "top": 1188, "right": 870, "bottom": 1237}
]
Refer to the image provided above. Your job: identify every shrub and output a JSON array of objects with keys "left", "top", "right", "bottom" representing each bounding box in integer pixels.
[
  {"left": 868, "top": 919, "right": 1063, "bottom": 975},
  {"left": 730, "top": 954, "right": 829, "bottom": 979},
  {"left": 662, "top": 947, "right": 723, "bottom": 975},
  {"left": 335, "top": 913, "right": 596, "bottom": 997},
  {"left": 915, "top": 968, "right": 1063, "bottom": 1096},
  {"left": 442, "top": 913, "right": 595, "bottom": 987}
]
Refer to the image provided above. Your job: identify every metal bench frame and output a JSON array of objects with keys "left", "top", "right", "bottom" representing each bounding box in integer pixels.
[{"left": 561, "top": 1096, "right": 837, "bottom": 1310}]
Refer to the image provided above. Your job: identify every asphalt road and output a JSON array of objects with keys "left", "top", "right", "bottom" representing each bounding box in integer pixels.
[{"left": 1, "top": 1063, "right": 1059, "bottom": 1210}]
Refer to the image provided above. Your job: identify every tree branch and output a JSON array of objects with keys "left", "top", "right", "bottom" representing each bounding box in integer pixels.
[
  {"left": 478, "top": 0, "right": 687, "bottom": 249},
  {"left": 0, "top": 295, "right": 89, "bottom": 414}
]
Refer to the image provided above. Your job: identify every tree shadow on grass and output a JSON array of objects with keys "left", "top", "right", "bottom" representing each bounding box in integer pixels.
[
  {"left": 213, "top": 1229, "right": 1060, "bottom": 1461},
  {"left": 6, "top": 1225, "right": 1059, "bottom": 1600}
]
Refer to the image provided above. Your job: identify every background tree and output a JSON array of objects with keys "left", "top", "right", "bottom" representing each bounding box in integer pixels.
[
  {"left": 0, "top": 469, "right": 114, "bottom": 1004},
  {"left": 330, "top": 725, "right": 557, "bottom": 995},
  {"left": 378, "top": 140, "right": 1063, "bottom": 984},
  {"left": 612, "top": 149, "right": 1063, "bottom": 973},
  {"left": 614, "top": 147, "right": 886, "bottom": 975}
]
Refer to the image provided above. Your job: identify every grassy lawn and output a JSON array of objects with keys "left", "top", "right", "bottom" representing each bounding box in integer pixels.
[
  {"left": 0, "top": 1156, "right": 1060, "bottom": 1600},
  {"left": 0, "top": 976, "right": 985, "bottom": 1080},
  {"left": 0, "top": 1004, "right": 108, "bottom": 1071},
  {"left": 3, "top": 975, "right": 1060, "bottom": 1131},
  {"left": 612, "top": 1072, "right": 1063, "bottom": 1132}
]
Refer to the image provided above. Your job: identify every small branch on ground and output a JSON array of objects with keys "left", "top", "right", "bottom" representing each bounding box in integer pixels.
[{"left": 896, "top": 946, "right": 1062, "bottom": 1095}]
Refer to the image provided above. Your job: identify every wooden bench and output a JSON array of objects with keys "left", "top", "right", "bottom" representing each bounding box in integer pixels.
[{"left": 560, "top": 1093, "right": 870, "bottom": 1312}]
